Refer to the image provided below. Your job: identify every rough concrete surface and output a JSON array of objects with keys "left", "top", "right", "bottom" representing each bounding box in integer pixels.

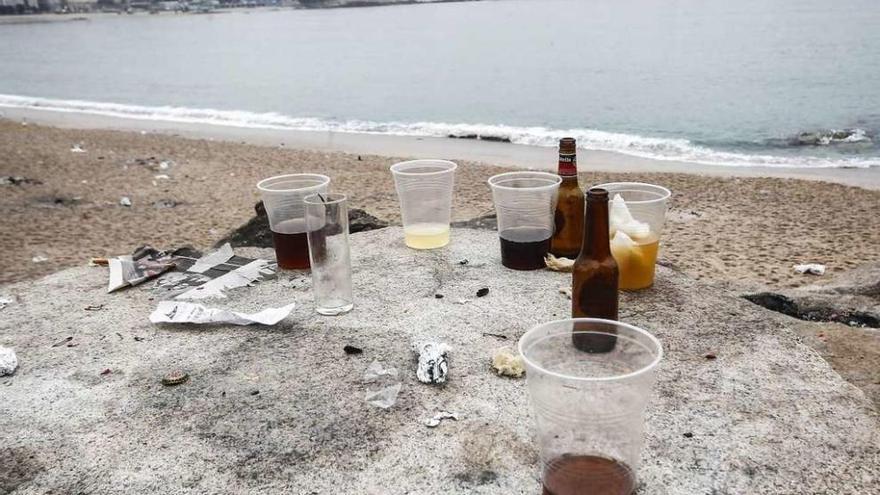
[{"left": 1, "top": 228, "right": 878, "bottom": 494}]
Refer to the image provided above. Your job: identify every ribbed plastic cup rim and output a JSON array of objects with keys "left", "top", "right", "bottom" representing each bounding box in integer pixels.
[
  {"left": 390, "top": 159, "right": 458, "bottom": 177},
  {"left": 518, "top": 318, "right": 663, "bottom": 383},
  {"left": 488, "top": 171, "right": 562, "bottom": 191},
  {"left": 593, "top": 182, "right": 671, "bottom": 205},
  {"left": 256, "top": 173, "right": 331, "bottom": 193},
  {"left": 303, "top": 192, "right": 347, "bottom": 205}
]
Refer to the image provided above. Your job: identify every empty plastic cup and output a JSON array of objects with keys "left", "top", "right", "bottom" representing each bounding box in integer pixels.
[
  {"left": 519, "top": 318, "right": 663, "bottom": 495},
  {"left": 488, "top": 171, "right": 562, "bottom": 270},
  {"left": 256, "top": 173, "right": 330, "bottom": 270},
  {"left": 390, "top": 160, "right": 457, "bottom": 249},
  {"left": 594, "top": 182, "right": 671, "bottom": 290}
]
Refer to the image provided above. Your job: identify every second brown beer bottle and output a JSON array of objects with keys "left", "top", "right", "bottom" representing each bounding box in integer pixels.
[
  {"left": 571, "top": 188, "right": 619, "bottom": 353},
  {"left": 550, "top": 137, "right": 585, "bottom": 258}
]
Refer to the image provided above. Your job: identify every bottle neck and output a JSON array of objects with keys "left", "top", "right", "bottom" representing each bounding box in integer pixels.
[
  {"left": 581, "top": 198, "right": 610, "bottom": 258},
  {"left": 558, "top": 152, "right": 578, "bottom": 177}
]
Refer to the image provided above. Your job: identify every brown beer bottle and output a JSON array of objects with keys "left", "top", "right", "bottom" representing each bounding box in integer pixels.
[
  {"left": 571, "top": 188, "right": 619, "bottom": 353},
  {"left": 550, "top": 137, "right": 585, "bottom": 258}
]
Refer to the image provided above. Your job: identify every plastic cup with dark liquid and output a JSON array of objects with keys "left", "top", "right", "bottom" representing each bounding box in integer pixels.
[
  {"left": 257, "top": 173, "right": 330, "bottom": 270},
  {"left": 518, "top": 318, "right": 663, "bottom": 495},
  {"left": 488, "top": 171, "right": 561, "bottom": 270}
]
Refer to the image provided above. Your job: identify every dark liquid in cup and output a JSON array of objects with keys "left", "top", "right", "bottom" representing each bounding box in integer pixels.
[
  {"left": 499, "top": 227, "right": 552, "bottom": 270},
  {"left": 542, "top": 455, "right": 635, "bottom": 495},
  {"left": 272, "top": 219, "right": 310, "bottom": 270}
]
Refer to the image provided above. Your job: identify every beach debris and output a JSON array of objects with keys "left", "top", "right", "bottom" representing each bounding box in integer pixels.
[
  {"left": 158, "top": 160, "right": 172, "bottom": 170},
  {"left": 455, "top": 298, "right": 470, "bottom": 305},
  {"left": 545, "top": 253, "right": 574, "bottom": 272},
  {"left": 482, "top": 332, "right": 508, "bottom": 340},
  {"left": 154, "top": 174, "right": 171, "bottom": 180},
  {"left": 70, "top": 144, "right": 86, "bottom": 153},
  {"left": 0, "top": 346, "right": 18, "bottom": 376},
  {"left": 84, "top": 304, "right": 104, "bottom": 311},
  {"left": 458, "top": 259, "right": 469, "bottom": 265},
  {"left": 363, "top": 360, "right": 401, "bottom": 409},
  {"left": 51, "top": 336, "right": 73, "bottom": 348},
  {"left": 793, "top": 264, "right": 826, "bottom": 275},
  {"left": 107, "top": 247, "right": 176, "bottom": 293},
  {"left": 1, "top": 176, "right": 41, "bottom": 186},
  {"left": 188, "top": 243, "right": 234, "bottom": 274},
  {"left": 175, "top": 259, "right": 274, "bottom": 300},
  {"left": 31, "top": 255, "right": 48, "bottom": 263},
  {"left": 161, "top": 370, "right": 189, "bottom": 386},
  {"left": 476, "top": 288, "right": 490, "bottom": 298},
  {"left": 153, "top": 199, "right": 179, "bottom": 209},
  {"left": 559, "top": 287, "right": 572, "bottom": 299},
  {"left": 705, "top": 353, "right": 717, "bottom": 360},
  {"left": 100, "top": 368, "right": 112, "bottom": 375},
  {"left": 490, "top": 347, "right": 525, "bottom": 378},
  {"left": 413, "top": 341, "right": 451, "bottom": 385},
  {"left": 149, "top": 301, "right": 295, "bottom": 326},
  {"left": 435, "top": 294, "right": 444, "bottom": 299},
  {"left": 0, "top": 297, "right": 13, "bottom": 311},
  {"left": 344, "top": 345, "right": 363, "bottom": 355},
  {"left": 120, "top": 196, "right": 132, "bottom": 207},
  {"left": 424, "top": 411, "right": 459, "bottom": 428}
]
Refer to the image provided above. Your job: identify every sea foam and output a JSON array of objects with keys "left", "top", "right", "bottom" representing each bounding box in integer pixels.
[{"left": 1, "top": 93, "right": 878, "bottom": 169}]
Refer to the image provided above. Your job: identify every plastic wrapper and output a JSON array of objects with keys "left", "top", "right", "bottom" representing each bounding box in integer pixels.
[
  {"left": 363, "top": 360, "right": 401, "bottom": 409},
  {"left": 424, "top": 411, "right": 459, "bottom": 428}
]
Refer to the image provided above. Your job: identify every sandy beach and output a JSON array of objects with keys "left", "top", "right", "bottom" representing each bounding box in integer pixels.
[{"left": 2, "top": 114, "right": 880, "bottom": 290}]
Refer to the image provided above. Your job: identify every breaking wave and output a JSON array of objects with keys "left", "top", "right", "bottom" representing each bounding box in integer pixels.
[{"left": 1, "top": 93, "right": 878, "bottom": 169}]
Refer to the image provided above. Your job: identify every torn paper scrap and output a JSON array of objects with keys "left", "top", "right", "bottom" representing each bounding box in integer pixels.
[
  {"left": 793, "top": 264, "right": 825, "bottom": 275},
  {"left": 107, "top": 247, "right": 176, "bottom": 293},
  {"left": 149, "top": 301, "right": 295, "bottom": 326},
  {"left": 0, "top": 297, "right": 12, "bottom": 311},
  {"left": 0, "top": 346, "right": 18, "bottom": 376},
  {"left": 188, "top": 243, "right": 234, "bottom": 274},
  {"left": 363, "top": 360, "right": 399, "bottom": 383},
  {"left": 365, "top": 383, "right": 402, "bottom": 409},
  {"left": 545, "top": 253, "right": 574, "bottom": 272},
  {"left": 175, "top": 259, "right": 274, "bottom": 300},
  {"left": 414, "top": 342, "right": 451, "bottom": 384},
  {"left": 424, "top": 411, "right": 459, "bottom": 428},
  {"left": 491, "top": 348, "right": 525, "bottom": 378}
]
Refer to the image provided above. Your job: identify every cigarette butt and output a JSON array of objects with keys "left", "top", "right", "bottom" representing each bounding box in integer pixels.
[{"left": 90, "top": 258, "right": 110, "bottom": 266}]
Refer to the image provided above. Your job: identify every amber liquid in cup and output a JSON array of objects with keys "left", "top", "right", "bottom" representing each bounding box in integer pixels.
[
  {"left": 272, "top": 219, "right": 310, "bottom": 270},
  {"left": 542, "top": 455, "right": 635, "bottom": 495}
]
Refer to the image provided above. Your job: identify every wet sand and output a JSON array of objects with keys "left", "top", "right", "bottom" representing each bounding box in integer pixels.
[{"left": 2, "top": 118, "right": 880, "bottom": 290}]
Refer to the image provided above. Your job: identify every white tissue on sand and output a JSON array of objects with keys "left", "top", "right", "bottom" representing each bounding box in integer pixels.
[{"left": 610, "top": 194, "right": 650, "bottom": 240}]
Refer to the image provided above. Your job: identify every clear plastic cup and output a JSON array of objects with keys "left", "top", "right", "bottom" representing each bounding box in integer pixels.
[
  {"left": 390, "top": 159, "right": 457, "bottom": 250},
  {"left": 594, "top": 182, "right": 671, "bottom": 290},
  {"left": 488, "top": 171, "right": 562, "bottom": 270},
  {"left": 304, "top": 193, "right": 354, "bottom": 316},
  {"left": 256, "top": 173, "right": 330, "bottom": 270},
  {"left": 519, "top": 318, "right": 663, "bottom": 495}
]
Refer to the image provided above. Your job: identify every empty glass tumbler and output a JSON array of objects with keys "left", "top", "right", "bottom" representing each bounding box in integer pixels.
[
  {"left": 519, "top": 318, "right": 663, "bottom": 495},
  {"left": 257, "top": 173, "right": 330, "bottom": 270},
  {"left": 594, "top": 182, "right": 671, "bottom": 290},
  {"left": 304, "top": 193, "right": 354, "bottom": 315},
  {"left": 390, "top": 159, "right": 457, "bottom": 249},
  {"left": 488, "top": 171, "right": 561, "bottom": 270}
]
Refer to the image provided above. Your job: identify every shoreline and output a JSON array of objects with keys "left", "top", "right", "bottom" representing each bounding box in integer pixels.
[{"left": 3, "top": 106, "right": 879, "bottom": 190}]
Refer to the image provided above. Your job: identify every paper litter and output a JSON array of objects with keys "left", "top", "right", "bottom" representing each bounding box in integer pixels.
[
  {"left": 107, "top": 247, "right": 176, "bottom": 293},
  {"left": 424, "top": 411, "right": 459, "bottom": 428},
  {"left": 0, "top": 297, "right": 13, "bottom": 310},
  {"left": 149, "top": 301, "right": 295, "bottom": 326},
  {"left": 490, "top": 348, "right": 525, "bottom": 378},
  {"left": 363, "top": 360, "right": 401, "bottom": 409},
  {"left": 70, "top": 144, "right": 86, "bottom": 153},
  {"left": 0, "top": 346, "right": 18, "bottom": 376},
  {"left": 413, "top": 342, "right": 451, "bottom": 384},
  {"left": 793, "top": 264, "right": 825, "bottom": 275},
  {"left": 188, "top": 243, "right": 234, "bottom": 274},
  {"left": 31, "top": 255, "right": 48, "bottom": 263},
  {"left": 545, "top": 253, "right": 574, "bottom": 272},
  {"left": 120, "top": 196, "right": 132, "bottom": 207},
  {"left": 175, "top": 259, "right": 274, "bottom": 300}
]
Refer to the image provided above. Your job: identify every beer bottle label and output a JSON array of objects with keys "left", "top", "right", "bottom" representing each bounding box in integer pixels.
[{"left": 558, "top": 154, "right": 577, "bottom": 176}]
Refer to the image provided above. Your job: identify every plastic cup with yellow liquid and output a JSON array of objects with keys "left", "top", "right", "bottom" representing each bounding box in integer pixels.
[
  {"left": 390, "top": 159, "right": 457, "bottom": 249},
  {"left": 594, "top": 182, "right": 671, "bottom": 290}
]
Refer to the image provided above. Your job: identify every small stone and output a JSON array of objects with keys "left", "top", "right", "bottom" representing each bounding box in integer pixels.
[
  {"left": 120, "top": 197, "right": 132, "bottom": 207},
  {"left": 458, "top": 259, "right": 469, "bottom": 265},
  {"left": 0, "top": 346, "right": 18, "bottom": 376},
  {"left": 683, "top": 432, "right": 694, "bottom": 438},
  {"left": 476, "top": 288, "right": 489, "bottom": 298},
  {"left": 705, "top": 353, "right": 717, "bottom": 360},
  {"left": 435, "top": 294, "right": 444, "bottom": 299},
  {"left": 343, "top": 345, "right": 363, "bottom": 355},
  {"left": 161, "top": 370, "right": 189, "bottom": 386},
  {"left": 100, "top": 368, "right": 112, "bottom": 375},
  {"left": 250, "top": 390, "right": 260, "bottom": 396}
]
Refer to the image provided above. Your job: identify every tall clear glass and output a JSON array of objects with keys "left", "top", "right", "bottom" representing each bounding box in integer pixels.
[
  {"left": 593, "top": 182, "right": 671, "bottom": 290},
  {"left": 390, "top": 159, "right": 457, "bottom": 250},
  {"left": 304, "top": 193, "right": 353, "bottom": 315},
  {"left": 519, "top": 318, "right": 663, "bottom": 495}
]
